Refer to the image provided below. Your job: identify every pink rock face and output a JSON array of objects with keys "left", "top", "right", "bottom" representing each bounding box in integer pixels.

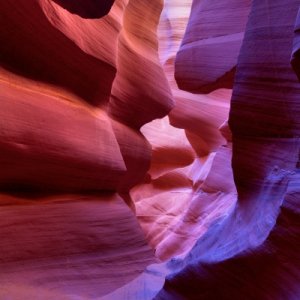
[
  {"left": 154, "top": 1, "right": 300, "bottom": 299},
  {"left": 0, "top": 1, "right": 171, "bottom": 295},
  {"left": 175, "top": 0, "right": 251, "bottom": 93},
  {"left": 1, "top": 0, "right": 117, "bottom": 106},
  {"left": 0, "top": 80, "right": 126, "bottom": 191},
  {"left": 0, "top": 194, "right": 156, "bottom": 299},
  {"left": 1, "top": 0, "right": 300, "bottom": 299},
  {"left": 0, "top": 0, "right": 171, "bottom": 193},
  {"left": 169, "top": 89, "right": 231, "bottom": 155},
  {"left": 133, "top": 0, "right": 236, "bottom": 263},
  {"left": 108, "top": 0, "right": 174, "bottom": 128}
]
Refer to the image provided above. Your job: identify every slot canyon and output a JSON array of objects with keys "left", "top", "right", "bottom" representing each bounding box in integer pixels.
[{"left": 0, "top": 0, "right": 299, "bottom": 299}]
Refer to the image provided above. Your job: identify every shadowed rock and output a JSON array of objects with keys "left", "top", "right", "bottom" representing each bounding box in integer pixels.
[{"left": 52, "top": 0, "right": 115, "bottom": 18}]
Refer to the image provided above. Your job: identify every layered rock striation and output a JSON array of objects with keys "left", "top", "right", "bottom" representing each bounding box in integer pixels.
[
  {"left": 0, "top": 0, "right": 173, "bottom": 193},
  {"left": 0, "top": 0, "right": 170, "bottom": 297},
  {"left": 175, "top": 0, "right": 251, "bottom": 93},
  {"left": 155, "top": 1, "right": 300, "bottom": 299},
  {"left": 0, "top": 0, "right": 300, "bottom": 299}
]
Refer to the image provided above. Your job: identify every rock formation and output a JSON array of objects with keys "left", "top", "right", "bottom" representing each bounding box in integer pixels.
[
  {"left": 0, "top": 0, "right": 167, "bottom": 297},
  {"left": 175, "top": 0, "right": 251, "bottom": 93},
  {"left": 0, "top": 0, "right": 173, "bottom": 193},
  {"left": 155, "top": 0, "right": 300, "bottom": 299},
  {"left": 0, "top": 0, "right": 299, "bottom": 299},
  {"left": 0, "top": 194, "right": 156, "bottom": 299}
]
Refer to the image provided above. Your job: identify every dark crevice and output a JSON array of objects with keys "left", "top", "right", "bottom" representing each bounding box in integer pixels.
[{"left": 51, "top": 0, "right": 115, "bottom": 19}]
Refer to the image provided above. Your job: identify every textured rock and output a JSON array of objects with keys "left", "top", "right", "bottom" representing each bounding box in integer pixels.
[
  {"left": 155, "top": 184, "right": 300, "bottom": 299},
  {"left": 111, "top": 119, "right": 151, "bottom": 192},
  {"left": 156, "top": 0, "right": 300, "bottom": 299},
  {"left": 158, "top": 0, "right": 232, "bottom": 155},
  {"left": 0, "top": 80, "right": 126, "bottom": 192},
  {"left": 169, "top": 89, "right": 231, "bottom": 156},
  {"left": 1, "top": 0, "right": 300, "bottom": 299},
  {"left": 108, "top": 0, "right": 173, "bottom": 129},
  {"left": 0, "top": 0, "right": 171, "bottom": 193},
  {"left": 0, "top": 193, "right": 155, "bottom": 299},
  {"left": 229, "top": 1, "right": 300, "bottom": 137},
  {"left": 291, "top": 7, "right": 300, "bottom": 80},
  {"left": 132, "top": 0, "right": 235, "bottom": 263},
  {"left": 0, "top": 0, "right": 118, "bottom": 106},
  {"left": 0, "top": 1, "right": 170, "bottom": 297},
  {"left": 128, "top": 111, "right": 236, "bottom": 261},
  {"left": 175, "top": 0, "right": 251, "bottom": 93},
  {"left": 158, "top": 0, "right": 192, "bottom": 78}
]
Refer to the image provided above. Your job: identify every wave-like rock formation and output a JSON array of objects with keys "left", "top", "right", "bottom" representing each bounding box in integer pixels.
[
  {"left": 0, "top": 0, "right": 167, "bottom": 297},
  {"left": 0, "top": 0, "right": 300, "bottom": 299},
  {"left": 0, "top": 0, "right": 173, "bottom": 193},
  {"left": 128, "top": 0, "right": 237, "bottom": 263},
  {"left": 174, "top": 0, "right": 251, "bottom": 93},
  {"left": 0, "top": 194, "right": 155, "bottom": 299},
  {"left": 155, "top": 0, "right": 300, "bottom": 299}
]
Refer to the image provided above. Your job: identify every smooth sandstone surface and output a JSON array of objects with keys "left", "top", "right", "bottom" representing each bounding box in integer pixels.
[
  {"left": 0, "top": 0, "right": 300, "bottom": 299},
  {"left": 0, "top": 0, "right": 171, "bottom": 193},
  {"left": 0, "top": 80, "right": 126, "bottom": 192},
  {"left": 0, "top": 1, "right": 170, "bottom": 297},
  {"left": 108, "top": 0, "right": 174, "bottom": 129},
  {"left": 131, "top": 116, "right": 236, "bottom": 261},
  {"left": 0, "top": 193, "right": 156, "bottom": 299},
  {"left": 132, "top": 0, "right": 236, "bottom": 263},
  {"left": 175, "top": 0, "right": 251, "bottom": 93},
  {"left": 155, "top": 0, "right": 300, "bottom": 299}
]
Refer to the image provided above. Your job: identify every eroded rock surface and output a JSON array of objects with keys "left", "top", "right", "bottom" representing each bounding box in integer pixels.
[
  {"left": 0, "top": 0, "right": 168, "bottom": 298},
  {"left": 0, "top": 194, "right": 156, "bottom": 299},
  {"left": 155, "top": 1, "right": 300, "bottom": 299},
  {"left": 1, "top": 0, "right": 300, "bottom": 299},
  {"left": 175, "top": 0, "right": 251, "bottom": 93},
  {"left": 0, "top": 0, "right": 172, "bottom": 193}
]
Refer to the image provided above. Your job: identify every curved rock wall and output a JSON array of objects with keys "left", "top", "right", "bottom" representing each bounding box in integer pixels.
[
  {"left": 0, "top": 0, "right": 168, "bottom": 297},
  {"left": 1, "top": 0, "right": 300, "bottom": 299},
  {"left": 0, "top": 0, "right": 172, "bottom": 193},
  {"left": 175, "top": 0, "right": 251, "bottom": 93},
  {"left": 129, "top": 0, "right": 237, "bottom": 262},
  {"left": 155, "top": 0, "right": 300, "bottom": 299}
]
